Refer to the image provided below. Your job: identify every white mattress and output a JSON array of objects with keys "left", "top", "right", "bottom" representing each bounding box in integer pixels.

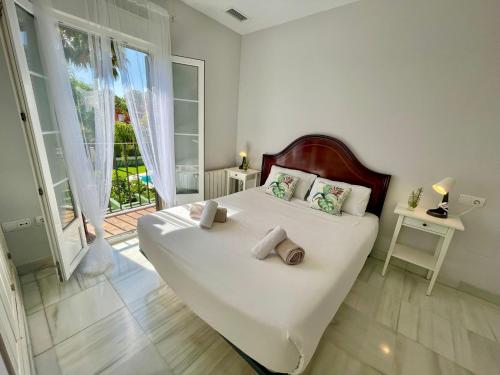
[{"left": 138, "top": 187, "right": 378, "bottom": 374}]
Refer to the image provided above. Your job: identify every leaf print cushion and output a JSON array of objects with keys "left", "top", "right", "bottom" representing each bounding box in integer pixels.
[
  {"left": 309, "top": 182, "right": 351, "bottom": 215},
  {"left": 265, "top": 173, "right": 300, "bottom": 201}
]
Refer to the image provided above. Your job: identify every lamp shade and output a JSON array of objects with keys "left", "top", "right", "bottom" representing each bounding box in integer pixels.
[
  {"left": 239, "top": 151, "right": 247, "bottom": 158},
  {"left": 432, "top": 177, "right": 455, "bottom": 195}
]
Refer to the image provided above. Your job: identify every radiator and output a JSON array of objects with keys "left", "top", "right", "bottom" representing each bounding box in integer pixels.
[{"left": 204, "top": 169, "right": 227, "bottom": 199}]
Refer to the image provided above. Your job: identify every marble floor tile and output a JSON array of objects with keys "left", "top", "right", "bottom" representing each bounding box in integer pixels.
[
  {"left": 105, "top": 245, "right": 152, "bottom": 282},
  {"left": 325, "top": 304, "right": 398, "bottom": 374},
  {"left": 344, "top": 279, "right": 382, "bottom": 317},
  {"left": 34, "top": 348, "right": 62, "bottom": 375},
  {"left": 325, "top": 303, "right": 473, "bottom": 375},
  {"left": 74, "top": 270, "right": 107, "bottom": 290},
  {"left": 20, "top": 272, "right": 35, "bottom": 285},
  {"left": 305, "top": 339, "right": 382, "bottom": 375},
  {"left": 165, "top": 324, "right": 220, "bottom": 374},
  {"left": 153, "top": 308, "right": 220, "bottom": 374},
  {"left": 38, "top": 273, "right": 81, "bottom": 307},
  {"left": 366, "top": 260, "right": 386, "bottom": 290},
  {"left": 417, "top": 307, "right": 455, "bottom": 360},
  {"left": 356, "top": 257, "right": 379, "bottom": 284},
  {"left": 181, "top": 333, "right": 233, "bottom": 375},
  {"left": 100, "top": 344, "right": 172, "bottom": 375},
  {"left": 397, "top": 301, "right": 419, "bottom": 341},
  {"left": 482, "top": 302, "right": 500, "bottom": 342},
  {"left": 54, "top": 308, "right": 151, "bottom": 374},
  {"left": 109, "top": 265, "right": 165, "bottom": 306},
  {"left": 459, "top": 294, "right": 496, "bottom": 341},
  {"left": 26, "top": 309, "right": 53, "bottom": 356},
  {"left": 375, "top": 266, "right": 405, "bottom": 330},
  {"left": 466, "top": 330, "right": 500, "bottom": 375},
  {"left": 205, "top": 348, "right": 256, "bottom": 375},
  {"left": 129, "top": 285, "right": 186, "bottom": 334},
  {"left": 21, "top": 281, "right": 43, "bottom": 315},
  {"left": 46, "top": 280, "right": 123, "bottom": 344},
  {"left": 35, "top": 266, "right": 56, "bottom": 280},
  {"left": 393, "top": 334, "right": 472, "bottom": 375}
]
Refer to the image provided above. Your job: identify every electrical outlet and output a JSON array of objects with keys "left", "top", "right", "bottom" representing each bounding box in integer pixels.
[
  {"left": 35, "top": 216, "right": 45, "bottom": 225},
  {"left": 458, "top": 194, "right": 486, "bottom": 207},
  {"left": 2, "top": 218, "right": 33, "bottom": 232}
]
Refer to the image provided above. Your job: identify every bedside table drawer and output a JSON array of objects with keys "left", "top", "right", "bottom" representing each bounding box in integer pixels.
[
  {"left": 403, "top": 216, "right": 448, "bottom": 235},
  {"left": 228, "top": 169, "right": 243, "bottom": 180}
]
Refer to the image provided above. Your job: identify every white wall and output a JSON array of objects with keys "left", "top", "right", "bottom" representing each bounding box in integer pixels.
[
  {"left": 0, "top": 35, "right": 52, "bottom": 267},
  {"left": 165, "top": 0, "right": 241, "bottom": 170},
  {"left": 237, "top": 0, "right": 500, "bottom": 295}
]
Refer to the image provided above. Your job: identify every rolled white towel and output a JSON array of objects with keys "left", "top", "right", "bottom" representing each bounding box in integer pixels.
[
  {"left": 199, "top": 200, "right": 218, "bottom": 229},
  {"left": 251, "top": 226, "right": 287, "bottom": 260}
]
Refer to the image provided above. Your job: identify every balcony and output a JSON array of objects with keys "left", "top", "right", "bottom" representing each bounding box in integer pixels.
[{"left": 87, "top": 142, "right": 157, "bottom": 239}]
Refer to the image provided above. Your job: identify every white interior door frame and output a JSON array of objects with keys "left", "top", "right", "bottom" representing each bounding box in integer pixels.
[
  {"left": 172, "top": 55, "right": 205, "bottom": 205},
  {"left": 2, "top": 0, "right": 88, "bottom": 280}
]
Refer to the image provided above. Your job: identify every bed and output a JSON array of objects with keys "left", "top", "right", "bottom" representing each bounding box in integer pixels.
[{"left": 138, "top": 134, "right": 391, "bottom": 374}]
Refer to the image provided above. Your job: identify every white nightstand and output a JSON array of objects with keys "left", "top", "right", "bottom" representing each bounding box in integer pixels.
[
  {"left": 225, "top": 167, "right": 261, "bottom": 194},
  {"left": 382, "top": 204, "right": 464, "bottom": 295}
]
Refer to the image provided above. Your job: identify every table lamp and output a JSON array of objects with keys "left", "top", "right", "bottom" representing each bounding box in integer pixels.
[
  {"left": 239, "top": 151, "right": 248, "bottom": 171},
  {"left": 426, "top": 177, "right": 455, "bottom": 219}
]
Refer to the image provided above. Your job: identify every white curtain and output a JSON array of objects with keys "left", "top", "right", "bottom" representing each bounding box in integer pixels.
[
  {"left": 113, "top": 1, "right": 176, "bottom": 207},
  {"left": 34, "top": 0, "right": 115, "bottom": 274}
]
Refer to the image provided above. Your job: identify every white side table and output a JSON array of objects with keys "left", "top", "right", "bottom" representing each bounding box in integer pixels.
[
  {"left": 382, "top": 204, "right": 464, "bottom": 295},
  {"left": 225, "top": 167, "right": 261, "bottom": 194}
]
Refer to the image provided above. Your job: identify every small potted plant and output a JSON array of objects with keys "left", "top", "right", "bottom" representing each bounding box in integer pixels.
[{"left": 408, "top": 187, "right": 423, "bottom": 210}]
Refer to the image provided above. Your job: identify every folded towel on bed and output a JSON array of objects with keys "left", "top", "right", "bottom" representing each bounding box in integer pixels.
[
  {"left": 275, "top": 238, "right": 305, "bottom": 265},
  {"left": 190, "top": 203, "right": 227, "bottom": 223},
  {"left": 251, "top": 226, "right": 287, "bottom": 260},
  {"left": 199, "top": 200, "right": 218, "bottom": 229}
]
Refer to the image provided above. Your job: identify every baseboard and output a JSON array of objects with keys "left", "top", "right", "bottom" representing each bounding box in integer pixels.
[
  {"left": 456, "top": 282, "right": 500, "bottom": 306},
  {"left": 371, "top": 248, "right": 500, "bottom": 306},
  {"left": 16, "top": 256, "right": 53, "bottom": 276}
]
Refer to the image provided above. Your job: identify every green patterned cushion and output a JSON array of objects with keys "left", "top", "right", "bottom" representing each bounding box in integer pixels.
[
  {"left": 265, "top": 173, "right": 299, "bottom": 201},
  {"left": 309, "top": 182, "right": 351, "bottom": 215}
]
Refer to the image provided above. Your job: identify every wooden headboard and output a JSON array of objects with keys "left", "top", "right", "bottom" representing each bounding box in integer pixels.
[{"left": 260, "top": 134, "right": 391, "bottom": 216}]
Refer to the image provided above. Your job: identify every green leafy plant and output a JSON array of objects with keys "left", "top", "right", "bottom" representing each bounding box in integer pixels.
[
  {"left": 110, "top": 175, "right": 155, "bottom": 207},
  {"left": 408, "top": 187, "right": 423, "bottom": 209}
]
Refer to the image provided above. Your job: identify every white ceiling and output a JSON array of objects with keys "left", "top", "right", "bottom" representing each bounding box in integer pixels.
[{"left": 180, "top": 0, "right": 361, "bottom": 35}]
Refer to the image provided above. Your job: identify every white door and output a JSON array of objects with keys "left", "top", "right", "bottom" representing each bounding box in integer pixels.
[
  {"left": 172, "top": 56, "right": 205, "bottom": 205},
  {"left": 2, "top": 1, "right": 87, "bottom": 280}
]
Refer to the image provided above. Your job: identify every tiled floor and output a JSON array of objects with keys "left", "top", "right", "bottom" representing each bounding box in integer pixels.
[{"left": 21, "top": 239, "right": 500, "bottom": 375}]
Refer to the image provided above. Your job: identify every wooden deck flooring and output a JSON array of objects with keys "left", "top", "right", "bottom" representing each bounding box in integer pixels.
[{"left": 87, "top": 205, "right": 156, "bottom": 239}]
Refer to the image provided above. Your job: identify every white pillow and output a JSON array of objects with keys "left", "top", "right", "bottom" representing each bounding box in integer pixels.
[
  {"left": 308, "top": 178, "right": 371, "bottom": 216},
  {"left": 264, "top": 166, "right": 317, "bottom": 200}
]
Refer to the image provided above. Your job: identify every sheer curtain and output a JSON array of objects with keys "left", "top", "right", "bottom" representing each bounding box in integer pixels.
[
  {"left": 113, "top": 2, "right": 176, "bottom": 207},
  {"left": 34, "top": 0, "right": 115, "bottom": 274}
]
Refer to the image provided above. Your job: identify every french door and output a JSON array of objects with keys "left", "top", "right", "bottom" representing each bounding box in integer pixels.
[
  {"left": 173, "top": 56, "right": 205, "bottom": 205},
  {"left": 1, "top": 0, "right": 87, "bottom": 280}
]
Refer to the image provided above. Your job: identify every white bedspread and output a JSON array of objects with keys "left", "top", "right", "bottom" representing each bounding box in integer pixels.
[{"left": 138, "top": 187, "right": 378, "bottom": 374}]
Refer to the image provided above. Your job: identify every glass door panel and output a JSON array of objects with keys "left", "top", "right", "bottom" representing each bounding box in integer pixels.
[
  {"left": 174, "top": 100, "right": 198, "bottom": 135},
  {"left": 172, "top": 57, "right": 204, "bottom": 204},
  {"left": 11, "top": 4, "right": 87, "bottom": 279},
  {"left": 172, "top": 63, "right": 198, "bottom": 100},
  {"left": 17, "top": 7, "right": 78, "bottom": 230}
]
